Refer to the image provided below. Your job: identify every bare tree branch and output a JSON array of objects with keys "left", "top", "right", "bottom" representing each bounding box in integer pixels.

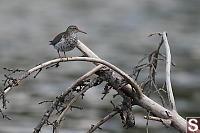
[
  {"left": 162, "top": 32, "right": 176, "bottom": 111},
  {"left": 78, "top": 40, "right": 185, "bottom": 132},
  {"left": 2, "top": 57, "right": 143, "bottom": 98},
  {"left": 1, "top": 38, "right": 186, "bottom": 133},
  {"left": 77, "top": 40, "right": 99, "bottom": 59}
]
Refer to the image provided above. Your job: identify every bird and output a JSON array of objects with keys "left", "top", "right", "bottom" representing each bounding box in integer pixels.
[{"left": 49, "top": 25, "right": 87, "bottom": 57}]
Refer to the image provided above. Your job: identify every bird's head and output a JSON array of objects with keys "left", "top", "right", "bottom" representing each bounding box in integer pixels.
[{"left": 66, "top": 25, "right": 87, "bottom": 35}]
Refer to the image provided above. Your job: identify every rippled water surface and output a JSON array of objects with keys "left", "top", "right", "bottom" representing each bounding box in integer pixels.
[{"left": 0, "top": 0, "right": 200, "bottom": 133}]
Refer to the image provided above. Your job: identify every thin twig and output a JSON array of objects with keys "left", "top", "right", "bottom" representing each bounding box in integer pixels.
[
  {"left": 144, "top": 115, "right": 172, "bottom": 128},
  {"left": 145, "top": 111, "right": 150, "bottom": 133},
  {"left": 162, "top": 32, "right": 176, "bottom": 111},
  {"left": 144, "top": 115, "right": 162, "bottom": 122},
  {"left": 34, "top": 68, "right": 42, "bottom": 78},
  {"left": 87, "top": 111, "right": 119, "bottom": 133},
  {"left": 56, "top": 77, "right": 103, "bottom": 125},
  {"left": 56, "top": 85, "right": 90, "bottom": 123}
]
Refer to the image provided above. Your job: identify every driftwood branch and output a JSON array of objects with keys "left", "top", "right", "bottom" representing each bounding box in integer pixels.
[
  {"left": 162, "top": 32, "right": 176, "bottom": 111},
  {"left": 2, "top": 57, "right": 142, "bottom": 98},
  {"left": 1, "top": 35, "right": 186, "bottom": 133},
  {"left": 77, "top": 40, "right": 186, "bottom": 132}
]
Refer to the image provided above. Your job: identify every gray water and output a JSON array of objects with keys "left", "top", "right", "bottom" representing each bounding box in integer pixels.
[{"left": 0, "top": 0, "right": 200, "bottom": 133}]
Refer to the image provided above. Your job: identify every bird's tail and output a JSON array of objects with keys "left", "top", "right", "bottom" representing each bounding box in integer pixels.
[{"left": 49, "top": 41, "right": 53, "bottom": 45}]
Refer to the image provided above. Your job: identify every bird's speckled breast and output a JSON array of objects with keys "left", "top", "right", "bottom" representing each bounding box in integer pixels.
[{"left": 54, "top": 36, "right": 78, "bottom": 52}]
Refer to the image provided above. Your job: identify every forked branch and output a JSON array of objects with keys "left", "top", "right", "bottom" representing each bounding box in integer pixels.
[{"left": 33, "top": 65, "right": 104, "bottom": 133}]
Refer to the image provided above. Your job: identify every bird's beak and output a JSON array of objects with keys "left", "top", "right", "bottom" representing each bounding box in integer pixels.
[{"left": 78, "top": 29, "right": 87, "bottom": 34}]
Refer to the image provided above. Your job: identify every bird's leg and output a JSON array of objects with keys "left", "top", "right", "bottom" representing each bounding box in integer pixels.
[
  {"left": 64, "top": 51, "right": 66, "bottom": 58},
  {"left": 57, "top": 50, "right": 61, "bottom": 58},
  {"left": 80, "top": 54, "right": 87, "bottom": 57}
]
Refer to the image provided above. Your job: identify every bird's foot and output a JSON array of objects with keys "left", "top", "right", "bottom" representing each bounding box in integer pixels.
[{"left": 79, "top": 54, "right": 87, "bottom": 57}]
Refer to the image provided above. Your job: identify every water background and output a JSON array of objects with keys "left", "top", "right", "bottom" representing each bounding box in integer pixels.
[{"left": 0, "top": 0, "right": 200, "bottom": 133}]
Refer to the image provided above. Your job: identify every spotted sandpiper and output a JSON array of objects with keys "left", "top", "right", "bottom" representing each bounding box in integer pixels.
[{"left": 49, "top": 25, "right": 87, "bottom": 57}]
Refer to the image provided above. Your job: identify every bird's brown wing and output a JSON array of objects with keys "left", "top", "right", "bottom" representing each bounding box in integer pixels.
[{"left": 49, "top": 32, "right": 65, "bottom": 46}]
